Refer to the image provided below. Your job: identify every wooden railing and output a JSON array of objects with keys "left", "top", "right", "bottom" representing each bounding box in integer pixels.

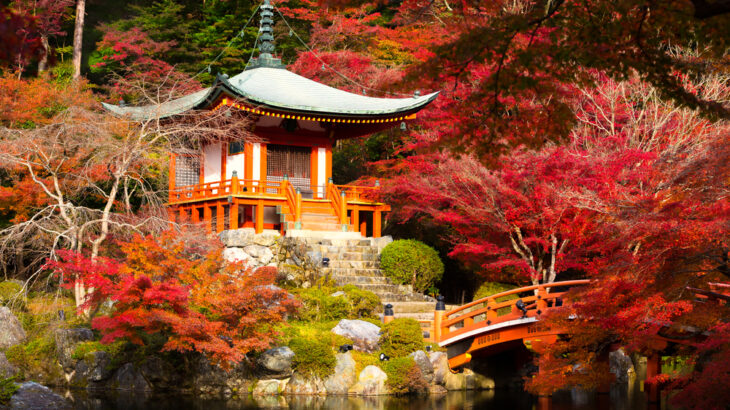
[
  {"left": 327, "top": 183, "right": 347, "bottom": 226},
  {"left": 439, "top": 280, "right": 591, "bottom": 344},
  {"left": 170, "top": 177, "right": 289, "bottom": 203},
  {"left": 283, "top": 180, "right": 301, "bottom": 225},
  {"left": 335, "top": 184, "right": 381, "bottom": 202}
]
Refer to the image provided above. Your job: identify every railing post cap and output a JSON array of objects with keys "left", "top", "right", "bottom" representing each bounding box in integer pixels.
[
  {"left": 383, "top": 303, "right": 394, "bottom": 316},
  {"left": 340, "top": 190, "right": 346, "bottom": 197},
  {"left": 231, "top": 170, "right": 238, "bottom": 177},
  {"left": 296, "top": 187, "right": 300, "bottom": 193},
  {"left": 435, "top": 295, "right": 446, "bottom": 311},
  {"left": 374, "top": 179, "right": 380, "bottom": 187},
  {"left": 283, "top": 174, "right": 288, "bottom": 180},
  {"left": 328, "top": 177, "right": 333, "bottom": 183}
]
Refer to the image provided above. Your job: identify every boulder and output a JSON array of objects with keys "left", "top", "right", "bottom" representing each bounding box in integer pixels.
[
  {"left": 285, "top": 374, "right": 325, "bottom": 395},
  {"left": 331, "top": 320, "right": 380, "bottom": 353},
  {"left": 54, "top": 328, "right": 93, "bottom": 372},
  {"left": 429, "top": 352, "right": 448, "bottom": 385},
  {"left": 86, "top": 351, "right": 113, "bottom": 382},
  {"left": 0, "top": 307, "right": 25, "bottom": 349},
  {"left": 444, "top": 370, "right": 466, "bottom": 390},
  {"left": 244, "top": 245, "right": 274, "bottom": 265},
  {"left": 348, "top": 365, "right": 388, "bottom": 396},
  {"left": 139, "top": 356, "right": 178, "bottom": 389},
  {"left": 220, "top": 229, "right": 254, "bottom": 247},
  {"left": 9, "top": 382, "right": 71, "bottom": 410},
  {"left": 324, "top": 352, "right": 357, "bottom": 394},
  {"left": 109, "top": 363, "right": 151, "bottom": 391},
  {"left": 371, "top": 236, "right": 393, "bottom": 252},
  {"left": 253, "top": 378, "right": 288, "bottom": 395},
  {"left": 610, "top": 348, "right": 636, "bottom": 384},
  {"left": 257, "top": 347, "right": 294, "bottom": 379},
  {"left": 428, "top": 384, "right": 448, "bottom": 395},
  {"left": 409, "top": 350, "right": 434, "bottom": 383},
  {"left": 222, "top": 247, "right": 254, "bottom": 265},
  {"left": 0, "top": 352, "right": 17, "bottom": 378},
  {"left": 191, "top": 357, "right": 252, "bottom": 396},
  {"left": 253, "top": 233, "right": 279, "bottom": 247}
]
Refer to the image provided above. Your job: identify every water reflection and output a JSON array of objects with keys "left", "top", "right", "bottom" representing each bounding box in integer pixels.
[{"left": 60, "top": 383, "right": 664, "bottom": 410}]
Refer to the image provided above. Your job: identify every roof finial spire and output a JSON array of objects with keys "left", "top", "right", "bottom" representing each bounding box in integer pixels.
[{"left": 248, "top": 0, "right": 284, "bottom": 69}]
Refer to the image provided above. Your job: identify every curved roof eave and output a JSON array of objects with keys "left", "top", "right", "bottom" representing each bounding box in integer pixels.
[{"left": 102, "top": 70, "right": 439, "bottom": 120}]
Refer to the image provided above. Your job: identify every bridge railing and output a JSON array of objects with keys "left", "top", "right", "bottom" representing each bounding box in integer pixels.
[{"left": 438, "top": 280, "right": 591, "bottom": 344}]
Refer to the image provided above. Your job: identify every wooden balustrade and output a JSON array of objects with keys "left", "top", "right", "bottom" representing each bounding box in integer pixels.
[{"left": 438, "top": 280, "right": 591, "bottom": 344}]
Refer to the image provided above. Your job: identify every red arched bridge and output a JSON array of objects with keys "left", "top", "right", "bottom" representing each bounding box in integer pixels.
[{"left": 433, "top": 280, "right": 590, "bottom": 370}]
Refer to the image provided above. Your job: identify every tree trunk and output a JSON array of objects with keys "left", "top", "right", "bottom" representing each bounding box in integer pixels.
[
  {"left": 72, "top": 0, "right": 86, "bottom": 80},
  {"left": 38, "top": 35, "right": 49, "bottom": 73}
]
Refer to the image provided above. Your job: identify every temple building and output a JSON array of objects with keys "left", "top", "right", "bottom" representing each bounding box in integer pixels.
[{"left": 103, "top": 0, "right": 437, "bottom": 238}]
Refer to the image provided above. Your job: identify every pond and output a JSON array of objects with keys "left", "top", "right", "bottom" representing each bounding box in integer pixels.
[{"left": 58, "top": 382, "right": 665, "bottom": 410}]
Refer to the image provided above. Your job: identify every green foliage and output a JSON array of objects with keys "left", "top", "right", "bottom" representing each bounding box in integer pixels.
[
  {"left": 0, "top": 377, "right": 18, "bottom": 405},
  {"left": 380, "top": 239, "right": 444, "bottom": 293},
  {"left": 0, "top": 281, "right": 24, "bottom": 309},
  {"left": 288, "top": 336, "right": 337, "bottom": 379},
  {"left": 379, "top": 318, "right": 425, "bottom": 358},
  {"left": 291, "top": 285, "right": 380, "bottom": 322},
  {"left": 380, "top": 356, "right": 428, "bottom": 395},
  {"left": 473, "top": 282, "right": 518, "bottom": 301}
]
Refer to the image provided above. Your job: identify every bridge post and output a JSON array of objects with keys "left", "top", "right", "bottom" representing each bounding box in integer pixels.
[
  {"left": 645, "top": 354, "right": 661, "bottom": 403},
  {"left": 383, "top": 303, "right": 394, "bottom": 324},
  {"left": 433, "top": 296, "right": 446, "bottom": 343}
]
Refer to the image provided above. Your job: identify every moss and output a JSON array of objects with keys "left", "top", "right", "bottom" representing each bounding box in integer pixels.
[
  {"left": 71, "top": 340, "right": 127, "bottom": 370},
  {"left": 381, "top": 356, "right": 428, "bottom": 395},
  {"left": 351, "top": 351, "right": 379, "bottom": 375},
  {"left": 0, "top": 377, "right": 19, "bottom": 405},
  {"left": 380, "top": 239, "right": 444, "bottom": 293},
  {"left": 379, "top": 318, "right": 425, "bottom": 358},
  {"left": 0, "top": 281, "right": 25, "bottom": 310},
  {"left": 5, "top": 335, "right": 61, "bottom": 383},
  {"left": 288, "top": 336, "right": 336, "bottom": 379}
]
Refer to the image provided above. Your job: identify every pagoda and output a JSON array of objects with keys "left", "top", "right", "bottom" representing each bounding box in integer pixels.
[{"left": 103, "top": 0, "right": 437, "bottom": 238}]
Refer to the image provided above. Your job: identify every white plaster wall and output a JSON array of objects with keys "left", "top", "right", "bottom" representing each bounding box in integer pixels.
[
  {"left": 318, "top": 147, "right": 326, "bottom": 197},
  {"left": 226, "top": 152, "right": 245, "bottom": 179},
  {"left": 203, "top": 142, "right": 222, "bottom": 183},
  {"left": 252, "top": 143, "right": 261, "bottom": 181}
]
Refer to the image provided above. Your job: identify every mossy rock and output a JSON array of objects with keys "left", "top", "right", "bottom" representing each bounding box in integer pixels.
[
  {"left": 5, "top": 335, "right": 63, "bottom": 384},
  {"left": 379, "top": 318, "right": 425, "bottom": 358},
  {"left": 290, "top": 285, "right": 381, "bottom": 322}
]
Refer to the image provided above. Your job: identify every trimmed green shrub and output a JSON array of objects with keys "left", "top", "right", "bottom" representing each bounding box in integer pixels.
[
  {"left": 380, "top": 239, "right": 444, "bottom": 293},
  {"left": 288, "top": 336, "right": 337, "bottom": 379},
  {"left": 381, "top": 356, "right": 428, "bottom": 395},
  {"left": 0, "top": 377, "right": 18, "bottom": 405},
  {"left": 341, "top": 285, "right": 381, "bottom": 318},
  {"left": 291, "top": 285, "right": 381, "bottom": 322},
  {"left": 379, "top": 318, "right": 425, "bottom": 358}
]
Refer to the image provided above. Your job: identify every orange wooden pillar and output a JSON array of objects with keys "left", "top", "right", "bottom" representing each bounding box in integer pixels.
[
  {"left": 360, "top": 220, "right": 367, "bottom": 237},
  {"left": 383, "top": 303, "right": 394, "bottom": 324},
  {"left": 230, "top": 199, "right": 239, "bottom": 230},
  {"left": 351, "top": 205, "right": 359, "bottom": 228},
  {"left": 256, "top": 199, "right": 264, "bottom": 234},
  {"left": 216, "top": 202, "right": 225, "bottom": 233},
  {"left": 192, "top": 206, "right": 200, "bottom": 223},
  {"left": 373, "top": 209, "right": 382, "bottom": 238}
]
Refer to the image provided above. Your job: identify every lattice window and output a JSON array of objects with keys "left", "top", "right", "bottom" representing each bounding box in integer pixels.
[
  {"left": 175, "top": 155, "right": 200, "bottom": 187},
  {"left": 267, "top": 144, "right": 311, "bottom": 194}
]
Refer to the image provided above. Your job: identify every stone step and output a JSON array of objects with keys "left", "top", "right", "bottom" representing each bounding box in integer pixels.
[
  {"left": 326, "top": 260, "right": 379, "bottom": 269},
  {"left": 378, "top": 301, "right": 452, "bottom": 313},
  {"left": 328, "top": 252, "right": 378, "bottom": 261},
  {"left": 332, "top": 275, "right": 393, "bottom": 285},
  {"left": 373, "top": 292, "right": 435, "bottom": 302},
  {"left": 326, "top": 268, "right": 383, "bottom": 277},
  {"left": 316, "top": 245, "right": 380, "bottom": 254}
]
